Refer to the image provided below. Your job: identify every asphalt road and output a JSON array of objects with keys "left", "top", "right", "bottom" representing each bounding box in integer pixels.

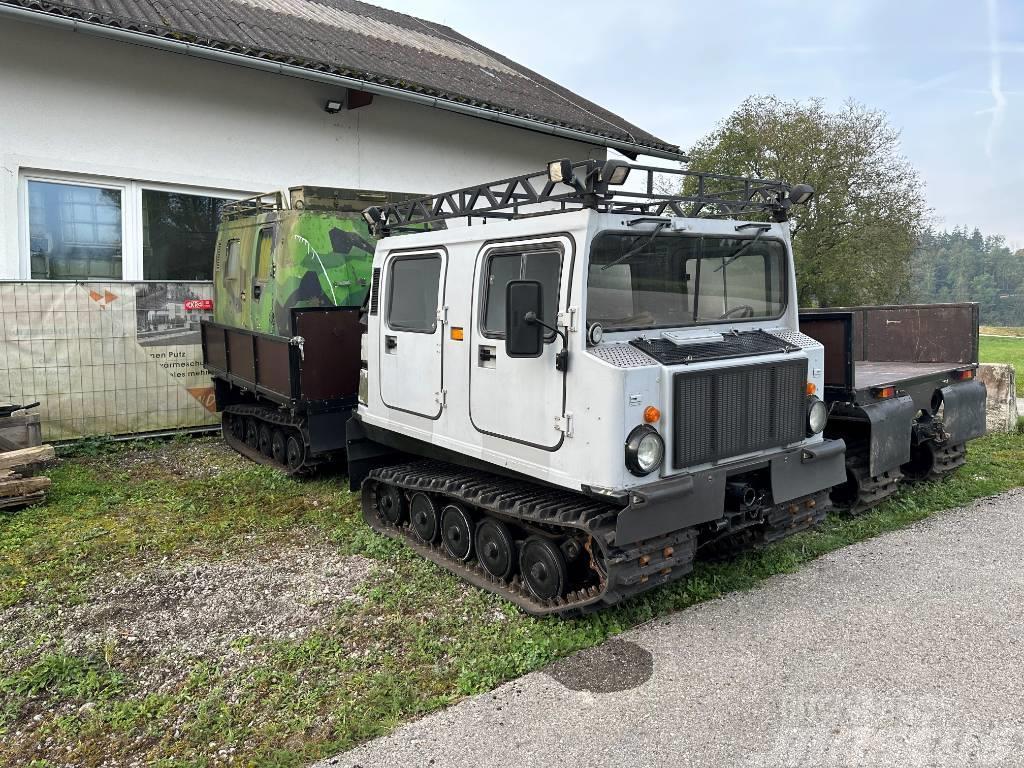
[{"left": 317, "top": 490, "right": 1024, "bottom": 768}]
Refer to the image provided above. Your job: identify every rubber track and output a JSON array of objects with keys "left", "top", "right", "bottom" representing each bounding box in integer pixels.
[
  {"left": 221, "top": 405, "right": 319, "bottom": 475},
  {"left": 832, "top": 451, "right": 902, "bottom": 517},
  {"left": 700, "top": 489, "right": 831, "bottom": 559},
  {"left": 363, "top": 461, "right": 698, "bottom": 617}
]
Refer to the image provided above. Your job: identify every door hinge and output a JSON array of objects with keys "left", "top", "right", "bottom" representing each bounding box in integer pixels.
[
  {"left": 436, "top": 306, "right": 448, "bottom": 325},
  {"left": 557, "top": 307, "right": 579, "bottom": 332},
  {"left": 554, "top": 412, "right": 573, "bottom": 437},
  {"left": 436, "top": 389, "right": 447, "bottom": 408}
]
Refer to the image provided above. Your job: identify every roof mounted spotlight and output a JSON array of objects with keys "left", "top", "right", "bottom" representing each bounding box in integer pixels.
[
  {"left": 324, "top": 99, "right": 344, "bottom": 114},
  {"left": 547, "top": 159, "right": 573, "bottom": 185},
  {"left": 789, "top": 183, "right": 815, "bottom": 205},
  {"left": 599, "top": 159, "right": 631, "bottom": 186},
  {"left": 361, "top": 206, "right": 381, "bottom": 226}
]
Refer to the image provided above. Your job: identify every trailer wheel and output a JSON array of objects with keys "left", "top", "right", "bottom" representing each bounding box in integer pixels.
[
  {"left": 475, "top": 518, "right": 516, "bottom": 580},
  {"left": 285, "top": 432, "right": 305, "bottom": 472},
  {"left": 245, "top": 418, "right": 259, "bottom": 449},
  {"left": 901, "top": 440, "right": 936, "bottom": 482},
  {"left": 410, "top": 492, "right": 440, "bottom": 543},
  {"left": 440, "top": 503, "right": 474, "bottom": 561},
  {"left": 258, "top": 423, "right": 273, "bottom": 457},
  {"left": 271, "top": 429, "right": 287, "bottom": 465},
  {"left": 520, "top": 536, "right": 567, "bottom": 600},
  {"left": 229, "top": 414, "right": 246, "bottom": 442}
]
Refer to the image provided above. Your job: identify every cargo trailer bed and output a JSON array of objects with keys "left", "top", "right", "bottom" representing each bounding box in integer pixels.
[{"left": 853, "top": 360, "right": 967, "bottom": 390}]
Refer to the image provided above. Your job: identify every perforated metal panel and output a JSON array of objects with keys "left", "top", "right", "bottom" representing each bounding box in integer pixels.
[
  {"left": 369, "top": 267, "right": 381, "bottom": 315},
  {"left": 589, "top": 344, "right": 657, "bottom": 368},
  {"left": 673, "top": 358, "right": 807, "bottom": 469},
  {"left": 765, "top": 328, "right": 820, "bottom": 349}
]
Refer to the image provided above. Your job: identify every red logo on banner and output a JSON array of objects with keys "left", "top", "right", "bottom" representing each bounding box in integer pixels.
[
  {"left": 184, "top": 299, "right": 214, "bottom": 311},
  {"left": 187, "top": 386, "right": 217, "bottom": 413}
]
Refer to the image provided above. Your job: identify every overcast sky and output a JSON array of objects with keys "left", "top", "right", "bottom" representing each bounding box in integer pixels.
[{"left": 373, "top": 0, "right": 1023, "bottom": 248}]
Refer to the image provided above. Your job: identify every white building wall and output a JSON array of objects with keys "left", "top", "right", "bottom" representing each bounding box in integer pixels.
[{"left": 0, "top": 18, "right": 603, "bottom": 278}]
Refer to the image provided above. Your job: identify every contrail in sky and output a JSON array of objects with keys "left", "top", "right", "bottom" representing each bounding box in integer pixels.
[{"left": 984, "top": 0, "right": 1006, "bottom": 159}]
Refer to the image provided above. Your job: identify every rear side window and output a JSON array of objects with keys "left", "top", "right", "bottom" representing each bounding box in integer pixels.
[
  {"left": 387, "top": 255, "right": 442, "bottom": 332},
  {"left": 482, "top": 248, "right": 561, "bottom": 339},
  {"left": 254, "top": 228, "right": 273, "bottom": 282},
  {"left": 224, "top": 239, "right": 240, "bottom": 282}
]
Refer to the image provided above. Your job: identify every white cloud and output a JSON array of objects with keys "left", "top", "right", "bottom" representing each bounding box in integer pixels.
[{"left": 983, "top": 0, "right": 1007, "bottom": 159}]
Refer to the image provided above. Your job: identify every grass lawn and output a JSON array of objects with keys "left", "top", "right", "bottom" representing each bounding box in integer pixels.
[
  {"left": 3, "top": 432, "right": 1024, "bottom": 766},
  {"left": 979, "top": 334, "right": 1024, "bottom": 396}
]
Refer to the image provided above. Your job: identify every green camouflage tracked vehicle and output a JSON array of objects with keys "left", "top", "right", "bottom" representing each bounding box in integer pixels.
[{"left": 201, "top": 186, "right": 414, "bottom": 472}]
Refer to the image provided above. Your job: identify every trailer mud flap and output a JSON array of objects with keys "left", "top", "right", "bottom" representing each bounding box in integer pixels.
[
  {"left": 771, "top": 438, "right": 846, "bottom": 503},
  {"left": 940, "top": 380, "right": 987, "bottom": 444},
  {"left": 859, "top": 395, "right": 917, "bottom": 476},
  {"left": 615, "top": 469, "right": 726, "bottom": 546}
]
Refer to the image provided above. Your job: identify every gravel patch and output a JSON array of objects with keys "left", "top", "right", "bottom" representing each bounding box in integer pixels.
[{"left": 1, "top": 538, "right": 374, "bottom": 691}]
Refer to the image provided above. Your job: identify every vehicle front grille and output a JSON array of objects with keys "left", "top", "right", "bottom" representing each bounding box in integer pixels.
[
  {"left": 672, "top": 357, "right": 807, "bottom": 469},
  {"left": 631, "top": 330, "right": 800, "bottom": 365}
]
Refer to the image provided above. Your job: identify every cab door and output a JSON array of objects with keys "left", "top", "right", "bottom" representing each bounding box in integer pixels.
[
  {"left": 469, "top": 238, "right": 570, "bottom": 449},
  {"left": 378, "top": 249, "right": 447, "bottom": 419}
]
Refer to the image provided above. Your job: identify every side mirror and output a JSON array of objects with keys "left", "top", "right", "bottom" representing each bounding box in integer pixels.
[{"left": 505, "top": 280, "right": 544, "bottom": 358}]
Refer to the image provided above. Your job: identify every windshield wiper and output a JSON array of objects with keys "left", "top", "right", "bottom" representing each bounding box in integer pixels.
[
  {"left": 601, "top": 221, "right": 669, "bottom": 271},
  {"left": 713, "top": 222, "right": 771, "bottom": 272}
]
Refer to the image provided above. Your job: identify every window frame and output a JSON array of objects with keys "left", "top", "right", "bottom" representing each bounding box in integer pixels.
[
  {"left": 478, "top": 241, "right": 565, "bottom": 342},
  {"left": 385, "top": 251, "right": 445, "bottom": 334},
  {"left": 19, "top": 169, "right": 250, "bottom": 282},
  {"left": 253, "top": 227, "right": 274, "bottom": 285},
  {"left": 223, "top": 239, "right": 241, "bottom": 283},
  {"left": 585, "top": 230, "right": 789, "bottom": 332}
]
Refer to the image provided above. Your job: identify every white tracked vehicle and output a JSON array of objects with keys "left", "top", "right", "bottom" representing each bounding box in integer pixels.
[{"left": 345, "top": 159, "right": 986, "bottom": 616}]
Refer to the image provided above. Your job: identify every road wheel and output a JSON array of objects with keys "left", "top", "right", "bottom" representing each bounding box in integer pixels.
[
  {"left": 520, "top": 536, "right": 567, "bottom": 600},
  {"left": 245, "top": 418, "right": 259, "bottom": 449},
  {"left": 285, "top": 432, "right": 305, "bottom": 472},
  {"left": 270, "top": 429, "right": 287, "bottom": 465},
  {"left": 410, "top": 492, "right": 440, "bottom": 543},
  {"left": 258, "top": 423, "right": 273, "bottom": 457},
  {"left": 440, "top": 503, "right": 474, "bottom": 561},
  {"left": 475, "top": 518, "right": 516, "bottom": 580}
]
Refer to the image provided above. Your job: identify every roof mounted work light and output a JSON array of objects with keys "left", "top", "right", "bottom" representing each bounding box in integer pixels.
[
  {"left": 789, "top": 184, "right": 815, "bottom": 205},
  {"left": 547, "top": 159, "right": 573, "bottom": 184},
  {"left": 361, "top": 206, "right": 382, "bottom": 226},
  {"left": 600, "top": 159, "right": 631, "bottom": 186}
]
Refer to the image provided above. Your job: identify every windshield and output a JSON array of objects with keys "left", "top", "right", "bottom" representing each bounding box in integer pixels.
[{"left": 586, "top": 232, "right": 787, "bottom": 331}]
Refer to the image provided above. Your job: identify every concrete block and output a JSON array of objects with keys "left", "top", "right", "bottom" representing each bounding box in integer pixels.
[{"left": 977, "top": 363, "right": 1018, "bottom": 433}]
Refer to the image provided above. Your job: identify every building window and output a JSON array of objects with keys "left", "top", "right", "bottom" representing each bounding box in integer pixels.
[
  {"left": 142, "top": 189, "right": 232, "bottom": 281},
  {"left": 387, "top": 255, "right": 442, "bottom": 333},
  {"left": 22, "top": 171, "right": 248, "bottom": 282},
  {"left": 28, "top": 180, "right": 123, "bottom": 279}
]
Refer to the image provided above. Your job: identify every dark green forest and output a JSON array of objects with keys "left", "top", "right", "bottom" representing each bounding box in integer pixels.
[{"left": 911, "top": 228, "right": 1024, "bottom": 327}]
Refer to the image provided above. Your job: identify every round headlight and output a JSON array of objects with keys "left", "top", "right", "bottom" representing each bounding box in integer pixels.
[
  {"left": 807, "top": 396, "right": 828, "bottom": 435},
  {"left": 625, "top": 425, "right": 664, "bottom": 476}
]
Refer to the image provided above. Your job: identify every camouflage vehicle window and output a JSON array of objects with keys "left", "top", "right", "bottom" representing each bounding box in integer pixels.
[
  {"left": 225, "top": 239, "right": 240, "bottom": 282},
  {"left": 255, "top": 228, "right": 273, "bottom": 282}
]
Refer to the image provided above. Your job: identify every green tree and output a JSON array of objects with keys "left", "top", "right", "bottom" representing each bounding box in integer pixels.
[{"left": 684, "top": 96, "right": 928, "bottom": 306}]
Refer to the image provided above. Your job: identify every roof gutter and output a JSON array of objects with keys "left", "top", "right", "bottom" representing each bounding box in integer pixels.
[{"left": 0, "top": 4, "right": 688, "bottom": 162}]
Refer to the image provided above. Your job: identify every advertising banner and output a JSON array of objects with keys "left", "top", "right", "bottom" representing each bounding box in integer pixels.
[{"left": 0, "top": 281, "right": 219, "bottom": 440}]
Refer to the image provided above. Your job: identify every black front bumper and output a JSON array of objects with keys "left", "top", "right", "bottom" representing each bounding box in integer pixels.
[{"left": 602, "top": 438, "right": 847, "bottom": 546}]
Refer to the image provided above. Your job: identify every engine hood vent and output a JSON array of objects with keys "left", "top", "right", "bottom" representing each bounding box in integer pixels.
[{"left": 630, "top": 329, "right": 800, "bottom": 366}]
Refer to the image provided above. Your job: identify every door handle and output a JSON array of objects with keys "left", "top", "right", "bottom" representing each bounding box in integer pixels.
[
  {"left": 385, "top": 335, "right": 398, "bottom": 352},
  {"left": 253, "top": 284, "right": 262, "bottom": 300},
  {"left": 478, "top": 346, "right": 495, "bottom": 363}
]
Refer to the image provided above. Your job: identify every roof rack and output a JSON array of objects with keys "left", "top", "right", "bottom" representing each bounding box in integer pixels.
[
  {"left": 362, "top": 159, "right": 813, "bottom": 237},
  {"left": 221, "top": 192, "right": 286, "bottom": 221}
]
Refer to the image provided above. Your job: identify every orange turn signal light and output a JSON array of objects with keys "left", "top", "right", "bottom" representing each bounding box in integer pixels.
[
  {"left": 872, "top": 386, "right": 897, "bottom": 400},
  {"left": 953, "top": 369, "right": 975, "bottom": 381},
  {"left": 806, "top": 382, "right": 817, "bottom": 396},
  {"left": 643, "top": 406, "right": 661, "bottom": 423},
  {"left": 450, "top": 327, "right": 464, "bottom": 341}
]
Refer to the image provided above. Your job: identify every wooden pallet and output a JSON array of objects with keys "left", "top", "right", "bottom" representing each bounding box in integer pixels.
[{"left": 0, "top": 445, "right": 55, "bottom": 510}]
